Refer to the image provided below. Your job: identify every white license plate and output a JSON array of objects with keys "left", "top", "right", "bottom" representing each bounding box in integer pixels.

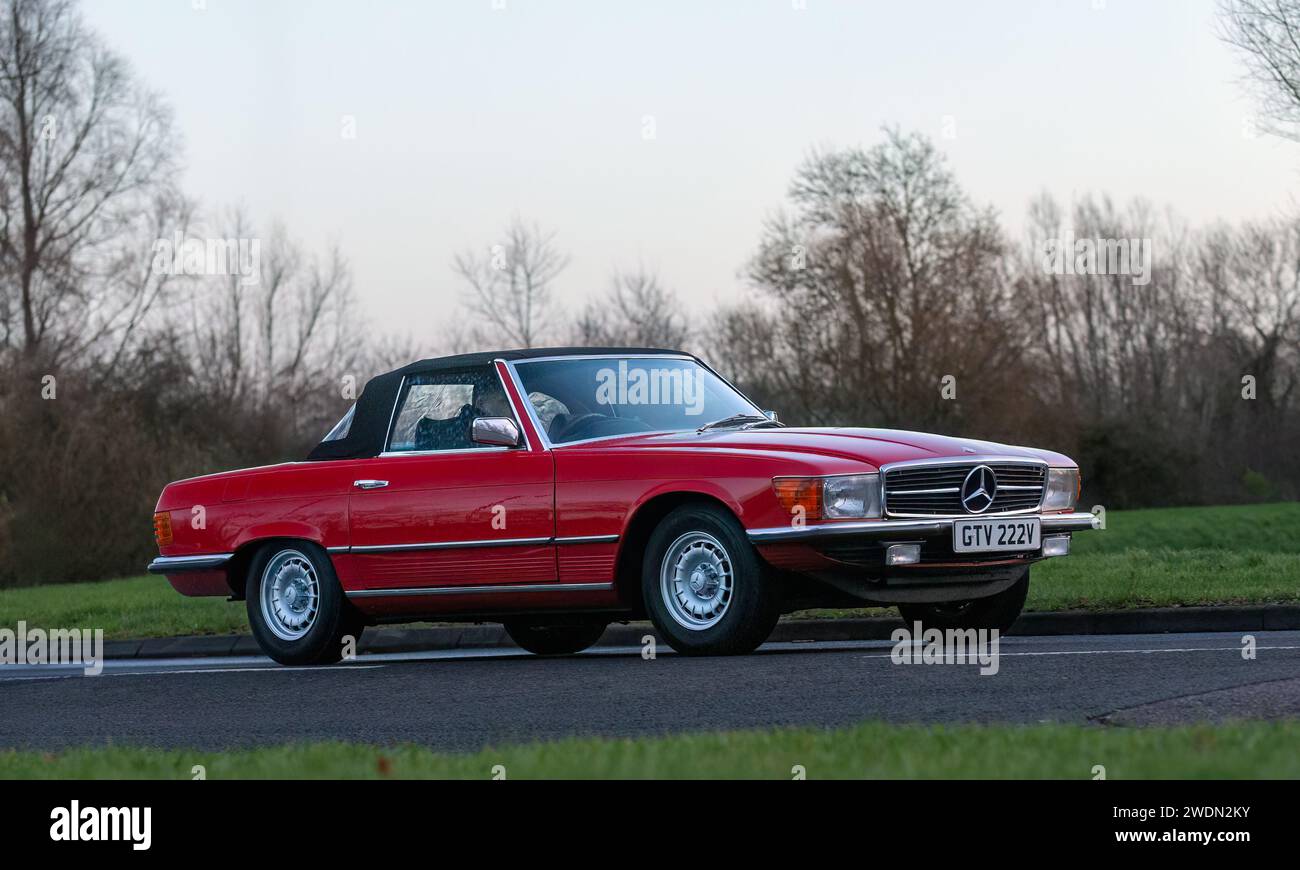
[{"left": 952, "top": 518, "right": 1040, "bottom": 553}]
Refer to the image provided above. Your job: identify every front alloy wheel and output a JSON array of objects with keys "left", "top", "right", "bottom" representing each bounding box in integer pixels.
[
  {"left": 660, "top": 531, "right": 734, "bottom": 630},
  {"left": 642, "top": 503, "right": 780, "bottom": 655},
  {"left": 246, "top": 543, "right": 363, "bottom": 665}
]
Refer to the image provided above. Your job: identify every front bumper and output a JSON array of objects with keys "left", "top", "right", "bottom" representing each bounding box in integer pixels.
[
  {"left": 750, "top": 511, "right": 1098, "bottom": 606},
  {"left": 746, "top": 511, "right": 1099, "bottom": 545}
]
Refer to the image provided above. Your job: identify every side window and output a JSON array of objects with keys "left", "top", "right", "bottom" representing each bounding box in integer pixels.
[
  {"left": 387, "top": 367, "right": 515, "bottom": 453},
  {"left": 321, "top": 404, "right": 355, "bottom": 442}
]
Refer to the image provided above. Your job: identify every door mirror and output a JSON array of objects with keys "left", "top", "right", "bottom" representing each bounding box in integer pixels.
[
  {"left": 763, "top": 410, "right": 779, "bottom": 423},
  {"left": 471, "top": 416, "right": 522, "bottom": 448}
]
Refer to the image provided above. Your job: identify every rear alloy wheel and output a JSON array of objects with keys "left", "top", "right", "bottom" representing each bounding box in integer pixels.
[
  {"left": 642, "top": 504, "right": 780, "bottom": 655},
  {"left": 246, "top": 543, "right": 364, "bottom": 666},
  {"left": 897, "top": 570, "right": 1030, "bottom": 633},
  {"left": 503, "top": 620, "right": 608, "bottom": 656}
]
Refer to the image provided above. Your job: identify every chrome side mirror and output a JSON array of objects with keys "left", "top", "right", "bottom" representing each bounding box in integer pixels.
[
  {"left": 763, "top": 410, "right": 779, "bottom": 423},
  {"left": 471, "top": 416, "right": 522, "bottom": 447}
]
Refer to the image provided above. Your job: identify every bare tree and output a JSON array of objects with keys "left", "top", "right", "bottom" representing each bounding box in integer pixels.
[
  {"left": 729, "top": 129, "right": 1021, "bottom": 429},
  {"left": 1219, "top": 0, "right": 1300, "bottom": 140},
  {"left": 452, "top": 216, "right": 568, "bottom": 347},
  {"left": 178, "top": 211, "right": 361, "bottom": 438},
  {"left": 0, "top": 0, "right": 181, "bottom": 365},
  {"left": 572, "top": 266, "right": 691, "bottom": 348}
]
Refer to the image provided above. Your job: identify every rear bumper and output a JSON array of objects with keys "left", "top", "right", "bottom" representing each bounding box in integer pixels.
[
  {"left": 147, "top": 553, "right": 234, "bottom": 574},
  {"left": 746, "top": 511, "right": 1099, "bottom": 545}
]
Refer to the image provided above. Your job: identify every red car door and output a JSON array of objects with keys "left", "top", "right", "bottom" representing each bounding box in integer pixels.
[{"left": 345, "top": 365, "right": 555, "bottom": 594}]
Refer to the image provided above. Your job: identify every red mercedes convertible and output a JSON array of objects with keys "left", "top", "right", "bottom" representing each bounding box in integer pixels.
[{"left": 149, "top": 348, "right": 1098, "bottom": 664}]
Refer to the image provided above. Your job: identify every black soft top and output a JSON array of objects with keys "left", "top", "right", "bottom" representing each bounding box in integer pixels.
[{"left": 306, "top": 347, "right": 688, "bottom": 461}]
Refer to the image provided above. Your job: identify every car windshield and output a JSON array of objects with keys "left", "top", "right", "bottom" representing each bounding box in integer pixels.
[{"left": 513, "top": 357, "right": 764, "bottom": 444}]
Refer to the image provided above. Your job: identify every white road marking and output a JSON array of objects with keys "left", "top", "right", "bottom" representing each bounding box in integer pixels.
[
  {"left": 2, "top": 637, "right": 1298, "bottom": 683},
  {"left": 860, "top": 645, "right": 1300, "bottom": 660},
  {"left": 118, "top": 664, "right": 387, "bottom": 676}
]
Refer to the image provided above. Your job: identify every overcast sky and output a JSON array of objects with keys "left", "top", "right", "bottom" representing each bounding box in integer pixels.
[{"left": 82, "top": 0, "right": 1299, "bottom": 343}]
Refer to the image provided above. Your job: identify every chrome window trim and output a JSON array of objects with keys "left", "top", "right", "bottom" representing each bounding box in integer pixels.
[
  {"left": 382, "top": 362, "right": 531, "bottom": 455},
  {"left": 513, "top": 352, "right": 696, "bottom": 365},
  {"left": 382, "top": 373, "right": 405, "bottom": 453},
  {"left": 377, "top": 447, "right": 514, "bottom": 459},
  {"left": 146, "top": 553, "right": 234, "bottom": 574},
  {"left": 347, "top": 581, "right": 615, "bottom": 599},
  {"left": 498, "top": 357, "right": 551, "bottom": 452},
  {"left": 693, "top": 355, "right": 768, "bottom": 420},
  {"left": 505, "top": 353, "right": 765, "bottom": 450}
]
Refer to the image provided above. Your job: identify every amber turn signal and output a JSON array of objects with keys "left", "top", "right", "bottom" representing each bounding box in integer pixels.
[
  {"left": 153, "top": 511, "right": 173, "bottom": 547},
  {"left": 773, "top": 478, "right": 823, "bottom": 521}
]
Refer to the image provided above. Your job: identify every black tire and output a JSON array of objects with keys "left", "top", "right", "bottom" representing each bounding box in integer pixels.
[
  {"left": 897, "top": 570, "right": 1029, "bottom": 633},
  {"left": 503, "top": 619, "right": 608, "bottom": 656},
  {"left": 245, "top": 542, "right": 364, "bottom": 666},
  {"left": 641, "top": 503, "right": 780, "bottom": 655}
]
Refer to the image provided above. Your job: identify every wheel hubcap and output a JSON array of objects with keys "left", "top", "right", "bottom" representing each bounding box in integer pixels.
[
  {"left": 661, "top": 531, "right": 734, "bottom": 630},
  {"left": 260, "top": 550, "right": 320, "bottom": 642}
]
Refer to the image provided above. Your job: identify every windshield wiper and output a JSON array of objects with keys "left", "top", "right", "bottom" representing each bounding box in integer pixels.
[{"left": 697, "top": 414, "right": 782, "bottom": 433}]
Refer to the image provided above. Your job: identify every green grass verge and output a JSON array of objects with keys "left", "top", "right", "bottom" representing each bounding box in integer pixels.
[
  {"left": 1, "top": 502, "right": 1297, "bottom": 639},
  {"left": 799, "top": 501, "right": 1300, "bottom": 618},
  {"left": 1029, "top": 501, "right": 1300, "bottom": 609},
  {"left": 0, "top": 575, "right": 249, "bottom": 640},
  {"left": 3, "top": 721, "right": 1298, "bottom": 779}
]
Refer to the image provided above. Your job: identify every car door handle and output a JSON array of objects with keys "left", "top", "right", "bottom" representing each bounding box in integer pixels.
[{"left": 353, "top": 480, "right": 389, "bottom": 490}]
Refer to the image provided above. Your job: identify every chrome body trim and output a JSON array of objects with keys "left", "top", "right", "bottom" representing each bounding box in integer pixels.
[
  {"left": 348, "top": 536, "right": 553, "bottom": 554},
  {"left": 333, "top": 533, "right": 619, "bottom": 555},
  {"left": 147, "top": 554, "right": 234, "bottom": 574},
  {"left": 747, "top": 512, "right": 1098, "bottom": 544},
  {"left": 554, "top": 534, "right": 620, "bottom": 545},
  {"left": 1040, "top": 512, "right": 1102, "bottom": 532},
  {"left": 346, "top": 581, "right": 615, "bottom": 599}
]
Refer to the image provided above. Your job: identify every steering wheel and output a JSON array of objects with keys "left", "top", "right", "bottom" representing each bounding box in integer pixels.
[{"left": 548, "top": 412, "right": 606, "bottom": 442}]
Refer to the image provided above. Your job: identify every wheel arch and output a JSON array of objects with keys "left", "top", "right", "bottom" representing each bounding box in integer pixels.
[
  {"left": 224, "top": 536, "right": 330, "bottom": 600},
  {"left": 613, "top": 490, "right": 742, "bottom": 612}
]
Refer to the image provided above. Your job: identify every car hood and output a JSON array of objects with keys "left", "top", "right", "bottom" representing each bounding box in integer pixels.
[{"left": 584, "top": 426, "right": 1074, "bottom": 470}]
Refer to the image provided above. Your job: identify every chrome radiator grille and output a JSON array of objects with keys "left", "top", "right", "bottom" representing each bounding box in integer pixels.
[{"left": 882, "top": 461, "right": 1046, "bottom": 517}]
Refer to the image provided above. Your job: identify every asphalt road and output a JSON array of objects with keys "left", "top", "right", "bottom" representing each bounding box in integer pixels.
[{"left": 2, "top": 631, "right": 1299, "bottom": 751}]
